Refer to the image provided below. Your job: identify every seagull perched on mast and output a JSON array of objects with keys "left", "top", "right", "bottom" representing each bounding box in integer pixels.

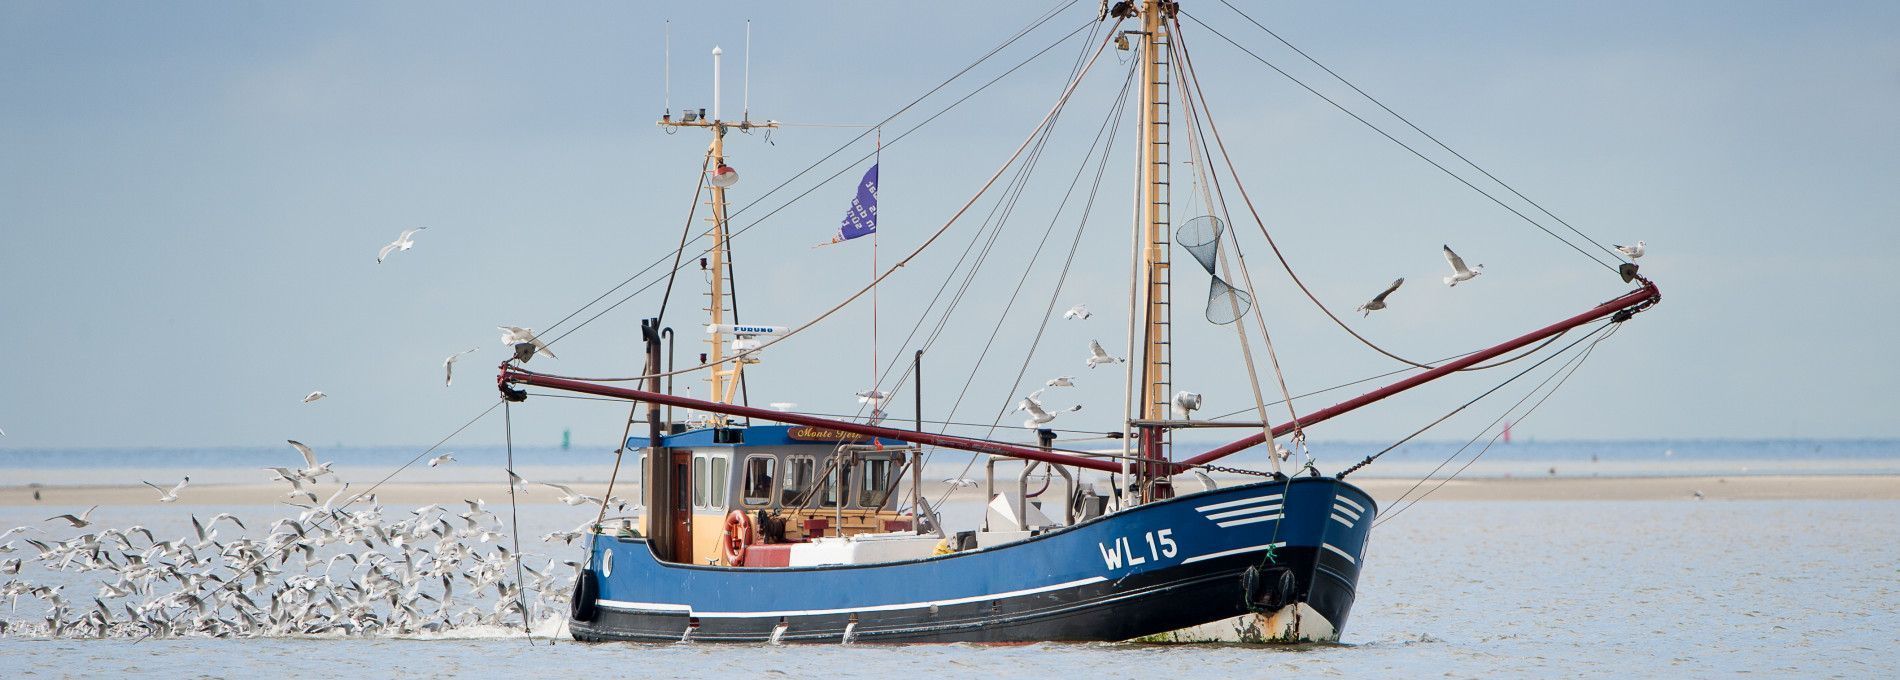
[
  {"left": 1441, "top": 245, "right": 1484, "bottom": 287},
  {"left": 1085, "top": 340, "right": 1123, "bottom": 369},
  {"left": 1354, "top": 278, "right": 1404, "bottom": 317},
  {"left": 499, "top": 326, "right": 555, "bottom": 361},
  {"left": 1615, "top": 240, "right": 1646, "bottom": 258},
  {"left": 1063, "top": 304, "right": 1091, "bottom": 320},
  {"left": 376, "top": 227, "right": 426, "bottom": 263},
  {"left": 141, "top": 477, "right": 189, "bottom": 503},
  {"left": 442, "top": 348, "right": 479, "bottom": 386},
  {"left": 1017, "top": 389, "right": 1080, "bottom": 428}
]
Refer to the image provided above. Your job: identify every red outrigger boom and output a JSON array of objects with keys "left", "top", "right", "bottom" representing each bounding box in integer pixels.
[{"left": 501, "top": 278, "right": 1659, "bottom": 476}]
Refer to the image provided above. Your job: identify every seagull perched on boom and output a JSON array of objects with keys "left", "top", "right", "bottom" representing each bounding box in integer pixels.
[
  {"left": 1441, "top": 245, "right": 1484, "bottom": 287},
  {"left": 1615, "top": 240, "right": 1646, "bottom": 258},
  {"left": 498, "top": 326, "right": 555, "bottom": 361},
  {"left": 1085, "top": 340, "right": 1123, "bottom": 369},
  {"left": 376, "top": 227, "right": 426, "bottom": 263},
  {"left": 1354, "top": 278, "right": 1404, "bottom": 317}
]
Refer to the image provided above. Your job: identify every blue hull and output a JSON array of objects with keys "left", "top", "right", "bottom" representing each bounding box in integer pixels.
[{"left": 571, "top": 476, "right": 1375, "bottom": 643}]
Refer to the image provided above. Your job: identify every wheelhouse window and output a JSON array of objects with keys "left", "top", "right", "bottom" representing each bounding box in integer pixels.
[
  {"left": 692, "top": 455, "right": 709, "bottom": 508},
  {"left": 859, "top": 455, "right": 898, "bottom": 508},
  {"left": 709, "top": 456, "right": 729, "bottom": 508},
  {"left": 741, "top": 455, "right": 775, "bottom": 506},
  {"left": 782, "top": 455, "right": 817, "bottom": 507}
]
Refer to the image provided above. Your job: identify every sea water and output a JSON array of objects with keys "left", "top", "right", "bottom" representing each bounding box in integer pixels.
[{"left": 2, "top": 441, "right": 1896, "bottom": 677}]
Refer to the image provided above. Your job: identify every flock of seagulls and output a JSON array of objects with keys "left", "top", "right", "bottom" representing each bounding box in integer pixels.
[{"left": 1, "top": 449, "right": 600, "bottom": 638}]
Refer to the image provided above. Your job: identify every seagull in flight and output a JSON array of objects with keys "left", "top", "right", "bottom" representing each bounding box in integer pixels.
[
  {"left": 1615, "top": 240, "right": 1646, "bottom": 258},
  {"left": 942, "top": 478, "right": 979, "bottom": 490},
  {"left": 1017, "top": 389, "right": 1081, "bottom": 428},
  {"left": 855, "top": 389, "right": 887, "bottom": 405},
  {"left": 1063, "top": 304, "right": 1091, "bottom": 320},
  {"left": 142, "top": 477, "right": 189, "bottom": 503},
  {"left": 376, "top": 227, "right": 426, "bottom": 263},
  {"left": 302, "top": 391, "right": 326, "bottom": 403},
  {"left": 442, "top": 348, "right": 479, "bottom": 386},
  {"left": 1354, "top": 278, "right": 1403, "bottom": 317},
  {"left": 1045, "top": 376, "right": 1075, "bottom": 388},
  {"left": 541, "top": 483, "right": 602, "bottom": 507},
  {"left": 1441, "top": 245, "right": 1484, "bottom": 287},
  {"left": 768, "top": 402, "right": 798, "bottom": 412},
  {"left": 45, "top": 506, "right": 99, "bottom": 529},
  {"left": 428, "top": 453, "right": 456, "bottom": 467},
  {"left": 499, "top": 326, "right": 555, "bottom": 361},
  {"left": 286, "top": 440, "right": 335, "bottom": 481},
  {"left": 1085, "top": 340, "right": 1124, "bottom": 369}
]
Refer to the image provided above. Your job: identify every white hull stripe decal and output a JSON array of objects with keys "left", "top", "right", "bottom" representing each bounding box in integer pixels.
[
  {"left": 1206, "top": 504, "right": 1283, "bottom": 521},
  {"left": 597, "top": 576, "right": 1109, "bottom": 618},
  {"left": 1334, "top": 496, "right": 1365, "bottom": 513},
  {"left": 1182, "top": 541, "right": 1287, "bottom": 565},
  {"left": 1215, "top": 513, "right": 1282, "bottom": 528},
  {"left": 1321, "top": 542, "right": 1357, "bottom": 565},
  {"left": 1332, "top": 504, "right": 1361, "bottom": 521},
  {"left": 1194, "top": 494, "right": 1283, "bottom": 513},
  {"left": 1330, "top": 514, "right": 1353, "bottom": 528}
]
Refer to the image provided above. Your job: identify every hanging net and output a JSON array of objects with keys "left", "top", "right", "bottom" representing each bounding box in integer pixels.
[{"left": 1177, "top": 216, "right": 1252, "bottom": 325}]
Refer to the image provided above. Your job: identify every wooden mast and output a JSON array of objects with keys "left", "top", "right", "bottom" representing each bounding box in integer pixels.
[{"left": 1135, "top": 0, "right": 1177, "bottom": 502}]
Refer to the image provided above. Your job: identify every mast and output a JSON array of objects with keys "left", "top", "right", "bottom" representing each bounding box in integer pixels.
[
  {"left": 658, "top": 45, "right": 778, "bottom": 425},
  {"left": 1134, "top": 0, "right": 1177, "bottom": 501}
]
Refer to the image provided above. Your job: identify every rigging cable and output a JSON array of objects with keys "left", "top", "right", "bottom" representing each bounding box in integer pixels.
[
  {"left": 532, "top": 4, "right": 1084, "bottom": 347},
  {"left": 527, "top": 19, "right": 1127, "bottom": 383},
  {"left": 502, "top": 400, "right": 534, "bottom": 644},
  {"left": 1172, "top": 19, "right": 1574, "bottom": 373},
  {"left": 1337, "top": 320, "right": 1615, "bottom": 479},
  {"left": 1374, "top": 322, "right": 1621, "bottom": 527},
  {"left": 1211, "top": 0, "right": 1629, "bottom": 266},
  {"left": 1178, "top": 10, "right": 1620, "bottom": 273},
  {"left": 538, "top": 17, "right": 1102, "bottom": 357}
]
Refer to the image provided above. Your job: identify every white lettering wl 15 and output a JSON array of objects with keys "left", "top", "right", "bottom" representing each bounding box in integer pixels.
[{"left": 1097, "top": 529, "right": 1177, "bottom": 570}]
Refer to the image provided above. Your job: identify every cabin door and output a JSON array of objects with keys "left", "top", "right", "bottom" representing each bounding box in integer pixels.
[{"left": 671, "top": 449, "right": 694, "bottom": 562}]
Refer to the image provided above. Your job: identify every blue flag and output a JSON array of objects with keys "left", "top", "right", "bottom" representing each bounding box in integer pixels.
[{"left": 831, "top": 164, "right": 878, "bottom": 244}]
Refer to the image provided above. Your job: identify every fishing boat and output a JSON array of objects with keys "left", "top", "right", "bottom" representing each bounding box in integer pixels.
[{"left": 497, "top": 0, "right": 1660, "bottom": 644}]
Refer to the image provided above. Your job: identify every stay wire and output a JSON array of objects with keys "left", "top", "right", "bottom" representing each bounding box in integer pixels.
[
  {"left": 1374, "top": 322, "right": 1620, "bottom": 527},
  {"left": 1211, "top": 0, "right": 1628, "bottom": 265},
  {"left": 539, "top": 18, "right": 1104, "bottom": 358},
  {"left": 534, "top": 6, "right": 1085, "bottom": 347},
  {"left": 1337, "top": 320, "right": 1613, "bottom": 479},
  {"left": 1179, "top": 10, "right": 1618, "bottom": 272},
  {"left": 1173, "top": 19, "right": 1575, "bottom": 373},
  {"left": 503, "top": 401, "right": 534, "bottom": 644}
]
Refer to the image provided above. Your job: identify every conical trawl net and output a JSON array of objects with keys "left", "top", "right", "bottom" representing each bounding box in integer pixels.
[{"left": 1176, "top": 216, "right": 1253, "bottom": 325}]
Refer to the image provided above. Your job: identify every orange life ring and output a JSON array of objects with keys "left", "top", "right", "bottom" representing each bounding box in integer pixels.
[{"left": 722, "top": 509, "right": 753, "bottom": 566}]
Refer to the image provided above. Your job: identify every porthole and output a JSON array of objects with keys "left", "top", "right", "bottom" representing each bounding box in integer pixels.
[{"left": 602, "top": 549, "right": 614, "bottom": 577}]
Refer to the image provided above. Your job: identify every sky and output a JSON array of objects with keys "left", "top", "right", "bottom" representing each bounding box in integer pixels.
[{"left": 2, "top": 0, "right": 1896, "bottom": 452}]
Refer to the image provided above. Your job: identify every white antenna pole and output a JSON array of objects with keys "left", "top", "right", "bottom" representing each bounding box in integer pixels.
[
  {"left": 711, "top": 46, "right": 723, "bottom": 121},
  {"left": 664, "top": 21, "right": 671, "bottom": 115},
  {"left": 743, "top": 20, "right": 752, "bottom": 122}
]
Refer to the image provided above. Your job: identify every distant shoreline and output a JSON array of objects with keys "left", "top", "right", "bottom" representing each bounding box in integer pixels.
[{"left": 3, "top": 475, "right": 1894, "bottom": 507}]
